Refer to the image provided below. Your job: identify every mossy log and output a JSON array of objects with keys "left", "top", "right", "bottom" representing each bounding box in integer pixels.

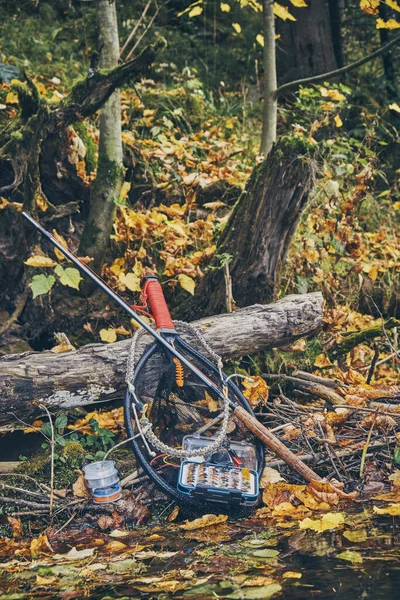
[
  {"left": 178, "top": 136, "right": 316, "bottom": 320},
  {"left": 0, "top": 292, "right": 323, "bottom": 424}
]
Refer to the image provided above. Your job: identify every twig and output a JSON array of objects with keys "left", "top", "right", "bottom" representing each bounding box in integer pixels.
[
  {"left": 54, "top": 511, "right": 77, "bottom": 535},
  {"left": 360, "top": 352, "right": 398, "bottom": 371},
  {"left": 120, "top": 0, "right": 152, "bottom": 58},
  {"left": 125, "top": 4, "right": 160, "bottom": 61},
  {"left": 224, "top": 263, "right": 234, "bottom": 313},
  {"left": 39, "top": 405, "right": 55, "bottom": 517},
  {"left": 263, "top": 373, "right": 344, "bottom": 405},
  {"left": 0, "top": 287, "right": 29, "bottom": 338},
  {"left": 0, "top": 495, "right": 51, "bottom": 509},
  {"left": 0, "top": 483, "right": 51, "bottom": 502},
  {"left": 274, "top": 34, "right": 400, "bottom": 97},
  {"left": 360, "top": 418, "right": 376, "bottom": 478},
  {"left": 292, "top": 370, "right": 350, "bottom": 391},
  {"left": 367, "top": 346, "right": 380, "bottom": 384},
  {"left": 317, "top": 422, "right": 342, "bottom": 482},
  {"left": 0, "top": 473, "right": 65, "bottom": 499}
]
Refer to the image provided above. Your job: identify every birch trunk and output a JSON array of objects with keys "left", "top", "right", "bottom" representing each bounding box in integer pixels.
[
  {"left": 79, "top": 0, "right": 124, "bottom": 270},
  {"left": 260, "top": 0, "right": 277, "bottom": 156}
]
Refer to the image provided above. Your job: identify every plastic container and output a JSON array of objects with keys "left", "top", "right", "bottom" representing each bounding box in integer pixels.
[
  {"left": 178, "top": 435, "right": 259, "bottom": 506},
  {"left": 83, "top": 460, "right": 122, "bottom": 504}
]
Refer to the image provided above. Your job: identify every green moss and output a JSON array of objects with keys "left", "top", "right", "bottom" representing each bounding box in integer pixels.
[
  {"left": 73, "top": 121, "right": 97, "bottom": 174},
  {"left": 96, "top": 156, "right": 125, "bottom": 188},
  {"left": 17, "top": 451, "right": 50, "bottom": 476},
  {"left": 62, "top": 441, "right": 86, "bottom": 468}
]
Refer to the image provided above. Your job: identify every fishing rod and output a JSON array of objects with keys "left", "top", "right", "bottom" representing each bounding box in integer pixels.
[{"left": 22, "top": 210, "right": 321, "bottom": 484}]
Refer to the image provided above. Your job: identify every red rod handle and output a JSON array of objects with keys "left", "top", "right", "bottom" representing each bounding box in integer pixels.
[{"left": 142, "top": 276, "right": 176, "bottom": 331}]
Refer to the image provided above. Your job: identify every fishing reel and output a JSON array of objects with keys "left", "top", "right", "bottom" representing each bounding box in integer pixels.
[{"left": 124, "top": 277, "right": 265, "bottom": 511}]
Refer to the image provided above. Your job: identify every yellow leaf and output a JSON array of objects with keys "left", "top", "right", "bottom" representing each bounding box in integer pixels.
[
  {"left": 343, "top": 529, "right": 367, "bottom": 542},
  {"left": 334, "top": 114, "right": 343, "bottom": 128},
  {"left": 314, "top": 353, "right": 333, "bottom": 368},
  {"left": 178, "top": 273, "right": 196, "bottom": 295},
  {"left": 389, "top": 103, "right": 400, "bottom": 112},
  {"left": 337, "top": 550, "right": 363, "bottom": 564},
  {"left": 376, "top": 18, "right": 400, "bottom": 29},
  {"left": 100, "top": 328, "right": 117, "bottom": 343},
  {"left": 25, "top": 255, "right": 57, "bottom": 267},
  {"left": 220, "top": 2, "right": 231, "bottom": 11},
  {"left": 6, "top": 91, "right": 18, "bottom": 104},
  {"left": 189, "top": 5, "right": 203, "bottom": 17},
  {"left": 282, "top": 571, "right": 302, "bottom": 579},
  {"left": 368, "top": 264, "right": 379, "bottom": 281},
  {"left": 256, "top": 34, "right": 264, "bottom": 46},
  {"left": 386, "top": 0, "right": 400, "bottom": 11},
  {"left": 36, "top": 575, "right": 57, "bottom": 585},
  {"left": 30, "top": 533, "right": 52, "bottom": 557},
  {"left": 324, "top": 89, "right": 345, "bottom": 101},
  {"left": 119, "top": 271, "right": 141, "bottom": 292},
  {"left": 360, "top": 0, "right": 379, "bottom": 15},
  {"left": 299, "top": 512, "right": 345, "bottom": 532},
  {"left": 373, "top": 503, "right": 400, "bottom": 516},
  {"left": 232, "top": 22, "right": 242, "bottom": 33},
  {"left": 274, "top": 2, "right": 296, "bottom": 20},
  {"left": 321, "top": 102, "right": 334, "bottom": 111},
  {"left": 103, "top": 540, "right": 127, "bottom": 553},
  {"left": 290, "top": 0, "right": 307, "bottom": 5},
  {"left": 181, "top": 514, "right": 228, "bottom": 530}
]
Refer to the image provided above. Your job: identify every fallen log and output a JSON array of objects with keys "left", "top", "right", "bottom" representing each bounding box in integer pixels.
[{"left": 0, "top": 292, "right": 323, "bottom": 424}]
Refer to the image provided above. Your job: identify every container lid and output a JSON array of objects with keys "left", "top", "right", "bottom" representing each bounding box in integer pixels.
[{"left": 83, "top": 460, "right": 117, "bottom": 481}]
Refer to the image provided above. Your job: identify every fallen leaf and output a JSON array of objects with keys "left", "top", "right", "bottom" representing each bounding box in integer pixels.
[
  {"left": 259, "top": 467, "right": 285, "bottom": 488},
  {"left": 109, "top": 529, "right": 130, "bottom": 538},
  {"left": 103, "top": 540, "right": 127, "bottom": 553},
  {"left": 100, "top": 328, "right": 117, "bottom": 343},
  {"left": 167, "top": 505, "right": 180, "bottom": 522},
  {"left": 30, "top": 533, "right": 53, "bottom": 557},
  {"left": 343, "top": 529, "right": 367, "bottom": 542},
  {"left": 227, "top": 584, "right": 282, "bottom": 599},
  {"left": 181, "top": 513, "right": 228, "bottom": 530},
  {"left": 36, "top": 575, "right": 57, "bottom": 585},
  {"left": 299, "top": 512, "right": 345, "bottom": 532},
  {"left": 98, "top": 515, "right": 115, "bottom": 530},
  {"left": 7, "top": 516, "right": 23, "bottom": 539},
  {"left": 54, "top": 547, "right": 95, "bottom": 560},
  {"left": 336, "top": 550, "right": 363, "bottom": 564},
  {"left": 373, "top": 504, "right": 400, "bottom": 516},
  {"left": 178, "top": 273, "right": 196, "bottom": 295},
  {"left": 25, "top": 255, "right": 57, "bottom": 267},
  {"left": 282, "top": 571, "right": 302, "bottom": 579},
  {"left": 72, "top": 473, "right": 90, "bottom": 499}
]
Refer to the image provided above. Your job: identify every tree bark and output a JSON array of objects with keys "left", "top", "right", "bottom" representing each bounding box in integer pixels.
[
  {"left": 0, "top": 292, "right": 323, "bottom": 423},
  {"left": 260, "top": 0, "right": 277, "bottom": 156},
  {"left": 276, "top": 0, "right": 337, "bottom": 85},
  {"left": 178, "top": 136, "right": 315, "bottom": 320},
  {"left": 79, "top": 0, "right": 125, "bottom": 271},
  {"left": 328, "top": 0, "right": 345, "bottom": 69},
  {"left": 378, "top": 1, "right": 398, "bottom": 100}
]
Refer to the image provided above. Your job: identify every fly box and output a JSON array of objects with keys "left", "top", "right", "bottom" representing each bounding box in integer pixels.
[{"left": 177, "top": 435, "right": 259, "bottom": 506}]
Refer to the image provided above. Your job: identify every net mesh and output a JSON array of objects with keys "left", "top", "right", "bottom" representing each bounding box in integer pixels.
[{"left": 129, "top": 335, "right": 262, "bottom": 489}]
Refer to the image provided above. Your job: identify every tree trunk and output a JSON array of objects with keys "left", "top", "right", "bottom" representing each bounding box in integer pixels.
[
  {"left": 0, "top": 292, "right": 323, "bottom": 423},
  {"left": 178, "top": 136, "right": 315, "bottom": 320},
  {"left": 260, "top": 0, "right": 277, "bottom": 156},
  {"left": 327, "top": 0, "right": 345, "bottom": 69},
  {"left": 79, "top": 0, "right": 125, "bottom": 271},
  {"left": 276, "top": 0, "right": 338, "bottom": 85},
  {"left": 378, "top": 1, "right": 398, "bottom": 100}
]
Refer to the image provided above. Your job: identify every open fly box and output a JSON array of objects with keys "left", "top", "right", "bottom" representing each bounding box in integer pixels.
[{"left": 177, "top": 435, "right": 259, "bottom": 506}]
